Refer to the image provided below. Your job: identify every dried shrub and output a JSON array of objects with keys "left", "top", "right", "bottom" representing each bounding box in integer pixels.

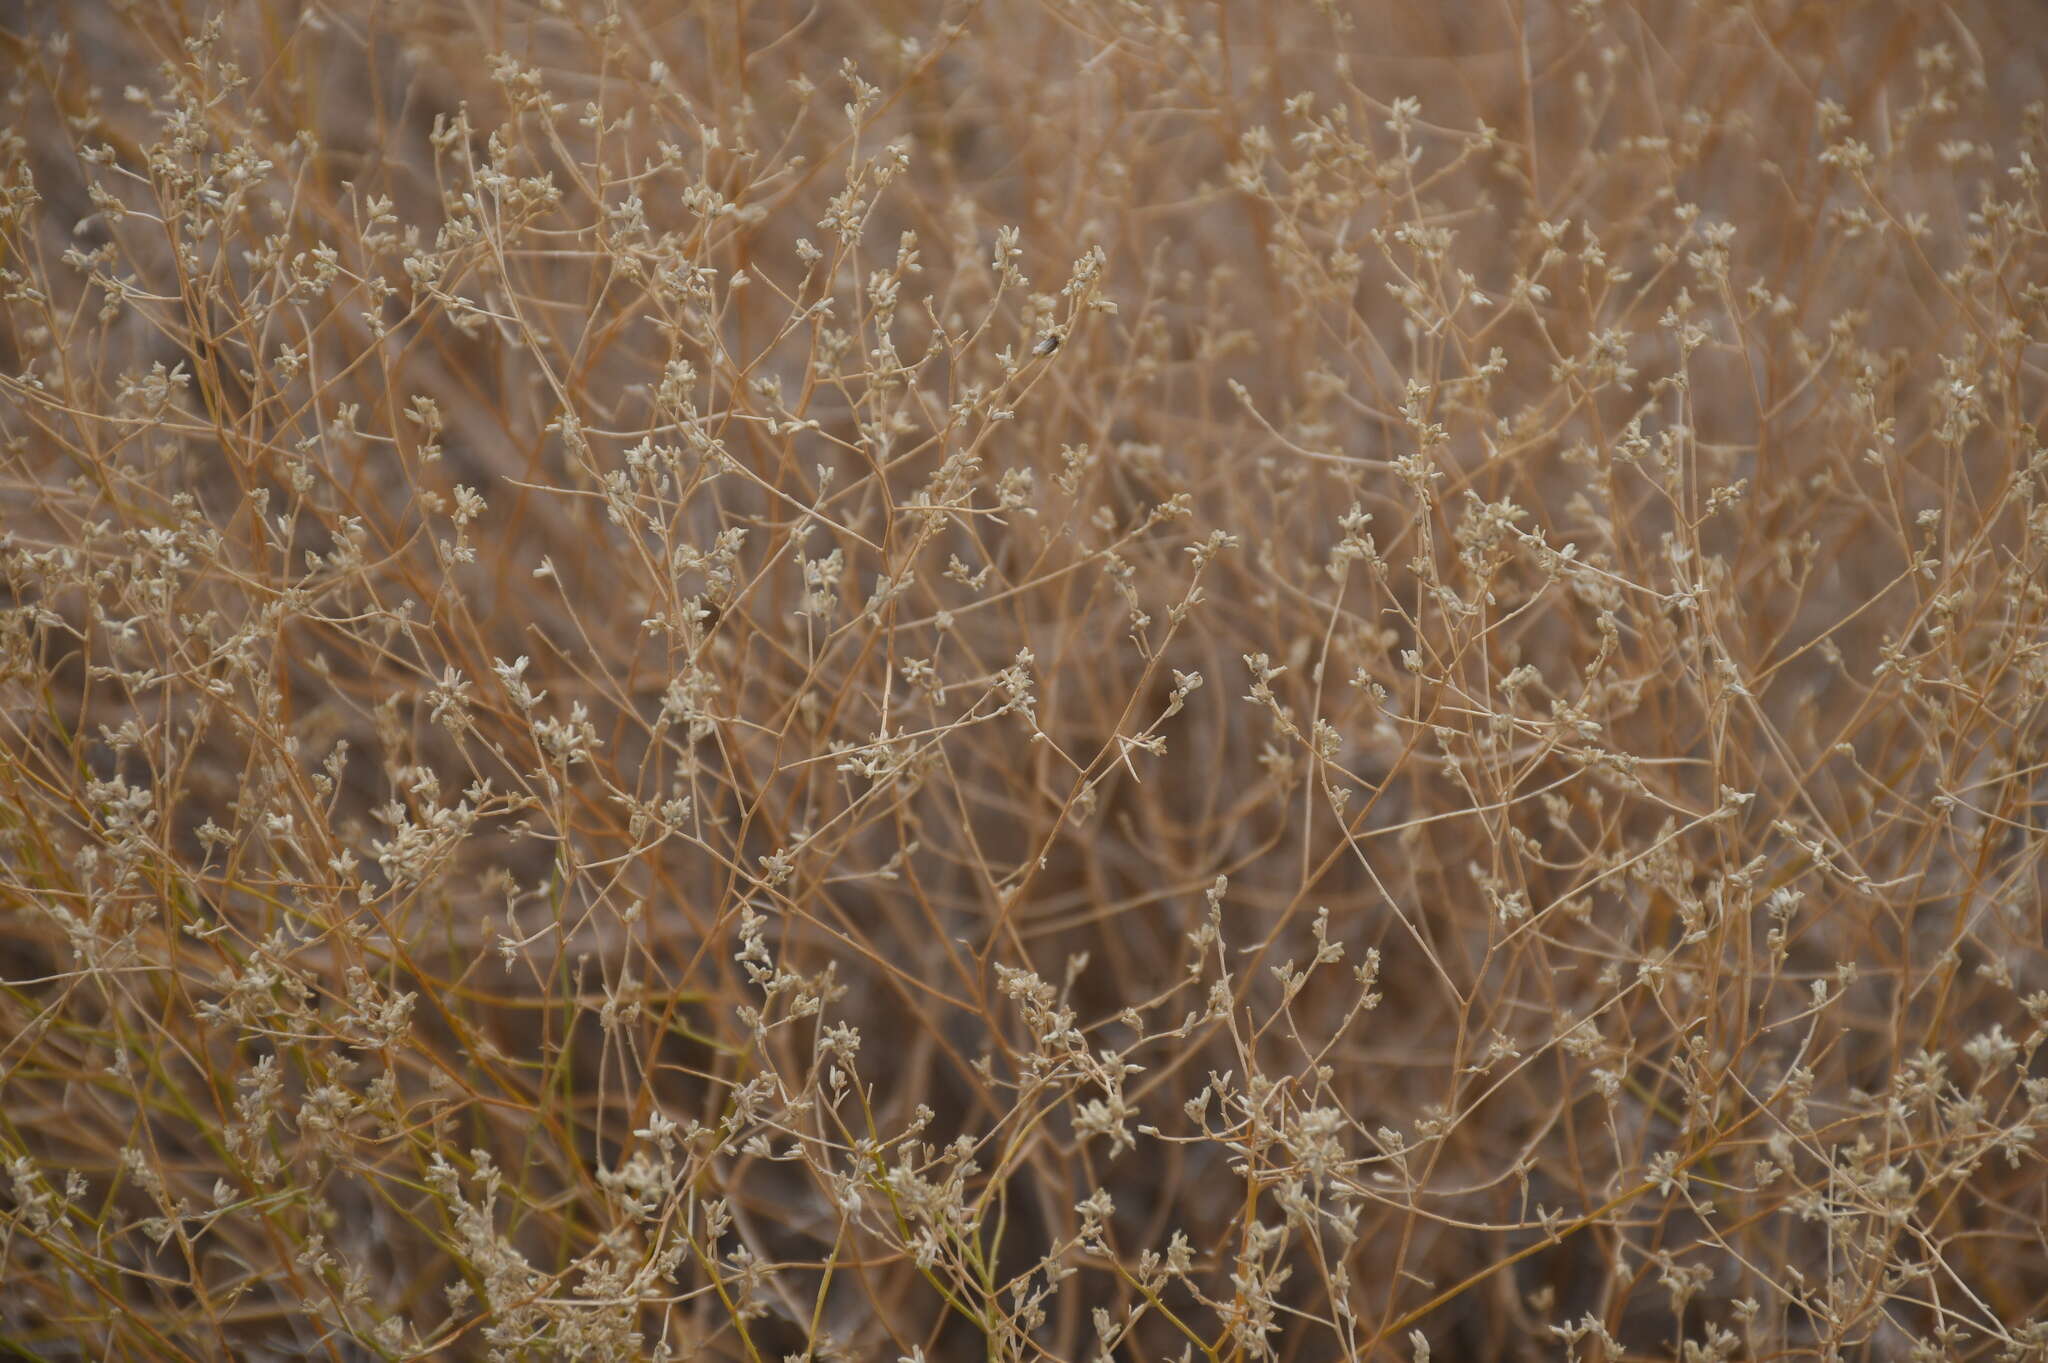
[{"left": 3, "top": 2, "right": 2046, "bottom": 1361}]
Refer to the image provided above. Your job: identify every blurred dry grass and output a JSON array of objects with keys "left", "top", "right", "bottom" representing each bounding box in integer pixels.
[{"left": 3, "top": 1, "right": 2047, "bottom": 1360}]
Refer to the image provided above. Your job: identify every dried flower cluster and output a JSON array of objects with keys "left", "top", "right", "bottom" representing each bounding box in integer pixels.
[{"left": 3, "top": 2, "right": 2046, "bottom": 1361}]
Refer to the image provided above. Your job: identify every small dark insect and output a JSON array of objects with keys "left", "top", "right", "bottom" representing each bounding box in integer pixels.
[{"left": 1032, "top": 332, "right": 1062, "bottom": 357}]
